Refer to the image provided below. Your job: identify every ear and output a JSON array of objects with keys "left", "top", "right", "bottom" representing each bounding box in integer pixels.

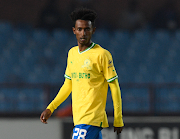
[
  {"left": 72, "top": 27, "right": 76, "bottom": 34},
  {"left": 92, "top": 27, "right": 96, "bottom": 34}
]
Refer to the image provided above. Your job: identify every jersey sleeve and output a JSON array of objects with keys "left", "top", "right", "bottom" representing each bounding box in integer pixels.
[
  {"left": 102, "top": 50, "right": 118, "bottom": 82},
  {"left": 64, "top": 51, "right": 71, "bottom": 80},
  {"left": 47, "top": 78, "right": 72, "bottom": 113},
  {"left": 109, "top": 79, "right": 124, "bottom": 127}
]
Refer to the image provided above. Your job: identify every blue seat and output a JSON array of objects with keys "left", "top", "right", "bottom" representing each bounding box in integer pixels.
[
  {"left": 0, "top": 89, "right": 18, "bottom": 112},
  {"left": 0, "top": 34, "right": 9, "bottom": 46},
  {"left": 106, "top": 89, "right": 113, "bottom": 112},
  {"left": 66, "top": 37, "right": 76, "bottom": 52},
  {"left": 112, "top": 31, "right": 130, "bottom": 53},
  {"left": 92, "top": 29, "right": 110, "bottom": 47},
  {"left": 0, "top": 21, "right": 12, "bottom": 45},
  {"left": 18, "top": 88, "right": 45, "bottom": 112},
  {"left": 116, "top": 64, "right": 132, "bottom": 83},
  {"left": 0, "top": 58, "right": 8, "bottom": 82},
  {"left": 17, "top": 102, "right": 34, "bottom": 112},
  {"left": 0, "top": 21, "right": 12, "bottom": 46},
  {"left": 52, "top": 29, "right": 69, "bottom": 45},
  {"left": 26, "top": 64, "right": 50, "bottom": 83},
  {"left": 132, "top": 30, "right": 152, "bottom": 45},
  {"left": 121, "top": 88, "right": 150, "bottom": 112},
  {"left": 49, "top": 63, "right": 65, "bottom": 84},
  {"left": 12, "top": 30, "right": 28, "bottom": 46},
  {"left": 153, "top": 30, "right": 171, "bottom": 46},
  {"left": 155, "top": 88, "right": 180, "bottom": 113},
  {"left": 157, "top": 65, "right": 173, "bottom": 83},
  {"left": 134, "top": 72, "right": 153, "bottom": 83},
  {"left": 175, "top": 29, "right": 180, "bottom": 41},
  {"left": 32, "top": 29, "right": 49, "bottom": 46},
  {"left": 0, "top": 91, "right": 6, "bottom": 111},
  {"left": 176, "top": 72, "right": 180, "bottom": 83},
  {"left": 113, "top": 30, "right": 130, "bottom": 43},
  {"left": 0, "top": 21, "right": 12, "bottom": 36}
]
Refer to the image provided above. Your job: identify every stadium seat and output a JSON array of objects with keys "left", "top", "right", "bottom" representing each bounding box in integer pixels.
[
  {"left": 92, "top": 29, "right": 110, "bottom": 47},
  {"left": 175, "top": 29, "right": 180, "bottom": 41},
  {"left": 0, "top": 21, "right": 12, "bottom": 46},
  {"left": 0, "top": 21, "right": 12, "bottom": 36},
  {"left": 106, "top": 89, "right": 113, "bottom": 112},
  {"left": 113, "top": 30, "right": 130, "bottom": 42},
  {"left": 17, "top": 88, "right": 45, "bottom": 112},
  {"left": 132, "top": 30, "right": 152, "bottom": 46},
  {"left": 52, "top": 29, "right": 69, "bottom": 45},
  {"left": 1, "top": 25, "right": 180, "bottom": 115},
  {"left": 32, "top": 29, "right": 49, "bottom": 46},
  {"left": 12, "top": 30, "right": 28, "bottom": 46},
  {"left": 0, "top": 89, "right": 19, "bottom": 112},
  {"left": 153, "top": 30, "right": 171, "bottom": 48},
  {"left": 121, "top": 88, "right": 150, "bottom": 112},
  {"left": 155, "top": 88, "right": 180, "bottom": 113}
]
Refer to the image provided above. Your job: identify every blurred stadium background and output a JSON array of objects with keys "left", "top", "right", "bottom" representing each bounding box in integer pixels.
[{"left": 0, "top": 0, "right": 180, "bottom": 139}]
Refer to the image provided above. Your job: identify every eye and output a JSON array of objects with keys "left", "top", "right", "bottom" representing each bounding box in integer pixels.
[
  {"left": 85, "top": 28, "right": 90, "bottom": 31},
  {"left": 77, "top": 28, "right": 82, "bottom": 31}
]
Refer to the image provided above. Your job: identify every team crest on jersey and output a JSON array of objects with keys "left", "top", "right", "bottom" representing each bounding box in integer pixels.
[{"left": 82, "top": 59, "right": 92, "bottom": 70}]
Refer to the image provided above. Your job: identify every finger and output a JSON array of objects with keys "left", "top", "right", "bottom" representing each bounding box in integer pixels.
[
  {"left": 118, "top": 128, "right": 123, "bottom": 134},
  {"left": 114, "top": 127, "right": 118, "bottom": 132},
  {"left": 42, "top": 116, "right": 48, "bottom": 124},
  {"left": 117, "top": 130, "right": 121, "bottom": 135},
  {"left": 41, "top": 118, "right": 47, "bottom": 124},
  {"left": 40, "top": 113, "right": 44, "bottom": 120},
  {"left": 114, "top": 128, "right": 122, "bottom": 135},
  {"left": 117, "top": 130, "right": 120, "bottom": 135},
  {"left": 40, "top": 116, "right": 45, "bottom": 123},
  {"left": 40, "top": 114, "right": 47, "bottom": 124},
  {"left": 40, "top": 112, "right": 45, "bottom": 119},
  {"left": 40, "top": 115, "right": 43, "bottom": 122},
  {"left": 114, "top": 128, "right": 119, "bottom": 135},
  {"left": 40, "top": 115, "right": 47, "bottom": 124}
]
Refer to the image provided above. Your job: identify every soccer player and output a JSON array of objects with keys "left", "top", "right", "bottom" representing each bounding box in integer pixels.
[{"left": 40, "top": 8, "right": 124, "bottom": 139}]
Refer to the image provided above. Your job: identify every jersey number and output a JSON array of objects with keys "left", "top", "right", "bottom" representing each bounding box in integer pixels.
[{"left": 72, "top": 128, "right": 87, "bottom": 139}]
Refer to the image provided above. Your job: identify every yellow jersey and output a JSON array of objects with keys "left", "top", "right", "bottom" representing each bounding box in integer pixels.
[{"left": 65, "top": 42, "right": 119, "bottom": 127}]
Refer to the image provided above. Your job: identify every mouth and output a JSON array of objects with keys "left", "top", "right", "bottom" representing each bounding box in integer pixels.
[{"left": 80, "top": 38, "right": 87, "bottom": 41}]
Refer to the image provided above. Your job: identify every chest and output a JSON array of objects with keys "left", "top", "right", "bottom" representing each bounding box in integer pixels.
[{"left": 68, "top": 52, "right": 102, "bottom": 73}]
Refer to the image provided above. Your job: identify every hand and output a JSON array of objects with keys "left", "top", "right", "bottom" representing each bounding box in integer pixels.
[
  {"left": 40, "top": 109, "right": 52, "bottom": 124},
  {"left": 114, "top": 126, "right": 123, "bottom": 135}
]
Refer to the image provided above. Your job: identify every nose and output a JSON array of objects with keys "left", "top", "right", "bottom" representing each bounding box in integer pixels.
[{"left": 82, "top": 29, "right": 86, "bottom": 36}]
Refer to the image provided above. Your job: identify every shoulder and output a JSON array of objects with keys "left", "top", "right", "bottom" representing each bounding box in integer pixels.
[
  {"left": 94, "top": 43, "right": 112, "bottom": 57},
  {"left": 68, "top": 46, "right": 78, "bottom": 54}
]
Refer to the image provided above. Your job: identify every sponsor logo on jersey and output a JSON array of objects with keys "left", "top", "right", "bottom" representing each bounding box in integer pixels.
[
  {"left": 108, "top": 60, "right": 113, "bottom": 68},
  {"left": 71, "top": 72, "right": 90, "bottom": 79}
]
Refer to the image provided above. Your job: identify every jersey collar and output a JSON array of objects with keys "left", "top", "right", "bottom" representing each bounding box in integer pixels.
[{"left": 78, "top": 42, "right": 95, "bottom": 54}]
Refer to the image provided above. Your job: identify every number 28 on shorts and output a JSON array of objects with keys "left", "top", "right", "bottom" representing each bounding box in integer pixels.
[{"left": 72, "top": 127, "right": 87, "bottom": 139}]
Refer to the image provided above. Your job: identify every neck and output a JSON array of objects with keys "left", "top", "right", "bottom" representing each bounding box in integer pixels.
[{"left": 78, "top": 41, "right": 92, "bottom": 52}]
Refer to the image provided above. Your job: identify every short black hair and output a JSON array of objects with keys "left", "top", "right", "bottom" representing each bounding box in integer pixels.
[{"left": 70, "top": 7, "right": 97, "bottom": 27}]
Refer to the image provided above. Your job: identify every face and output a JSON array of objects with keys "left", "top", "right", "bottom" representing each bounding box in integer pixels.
[{"left": 73, "top": 19, "right": 96, "bottom": 46}]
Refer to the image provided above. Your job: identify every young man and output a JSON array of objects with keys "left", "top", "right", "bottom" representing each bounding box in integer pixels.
[{"left": 40, "top": 8, "right": 124, "bottom": 139}]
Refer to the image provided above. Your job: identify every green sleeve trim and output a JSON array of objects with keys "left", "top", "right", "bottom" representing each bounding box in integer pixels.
[
  {"left": 107, "top": 75, "right": 118, "bottom": 82},
  {"left": 64, "top": 74, "right": 71, "bottom": 80}
]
